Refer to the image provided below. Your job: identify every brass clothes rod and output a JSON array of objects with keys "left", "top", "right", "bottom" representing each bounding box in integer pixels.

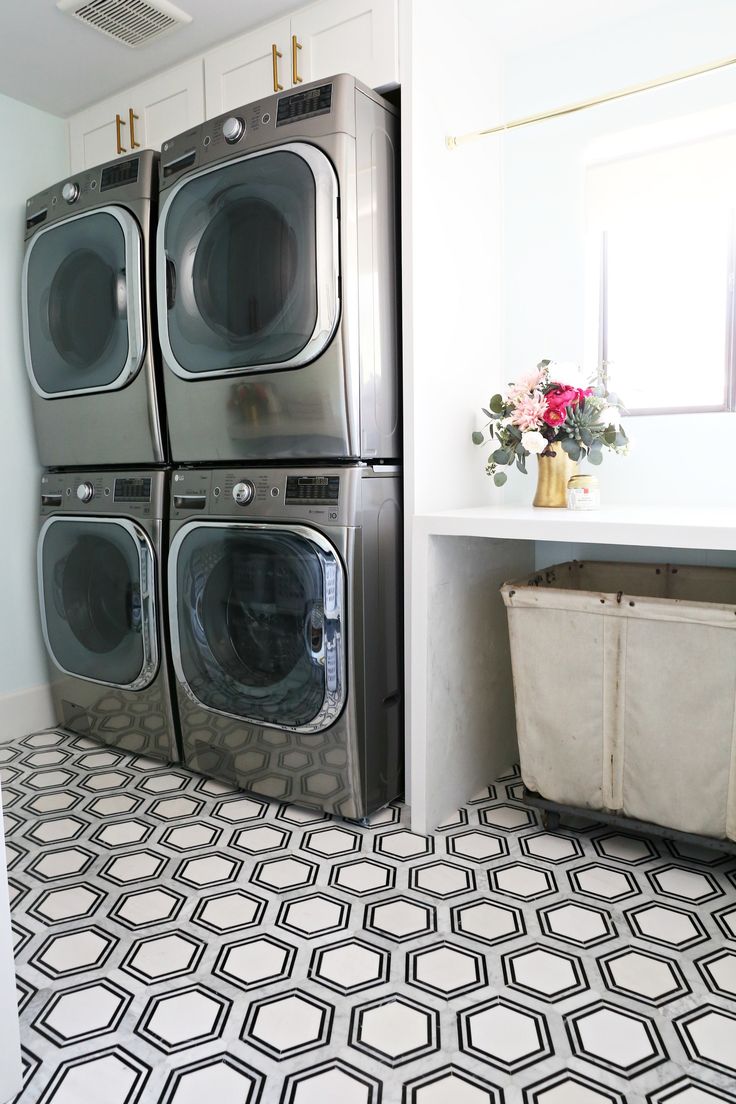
[{"left": 445, "top": 52, "right": 736, "bottom": 149}]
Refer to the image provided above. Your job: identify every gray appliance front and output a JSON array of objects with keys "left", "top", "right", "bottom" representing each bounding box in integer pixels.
[
  {"left": 37, "top": 468, "right": 180, "bottom": 762},
  {"left": 157, "top": 80, "right": 399, "bottom": 464},
  {"left": 22, "top": 152, "right": 166, "bottom": 468},
  {"left": 167, "top": 464, "right": 403, "bottom": 818}
]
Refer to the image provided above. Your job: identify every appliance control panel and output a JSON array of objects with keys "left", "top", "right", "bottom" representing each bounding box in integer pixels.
[
  {"left": 40, "top": 470, "right": 165, "bottom": 519},
  {"left": 171, "top": 468, "right": 356, "bottom": 525},
  {"left": 158, "top": 73, "right": 392, "bottom": 188},
  {"left": 24, "top": 150, "right": 156, "bottom": 238}
]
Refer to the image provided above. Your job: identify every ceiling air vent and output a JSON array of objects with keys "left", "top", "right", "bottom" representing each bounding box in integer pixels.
[{"left": 56, "top": 0, "right": 191, "bottom": 48}]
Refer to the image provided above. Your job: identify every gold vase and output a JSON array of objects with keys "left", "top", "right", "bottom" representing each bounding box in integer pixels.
[{"left": 533, "top": 441, "right": 578, "bottom": 508}]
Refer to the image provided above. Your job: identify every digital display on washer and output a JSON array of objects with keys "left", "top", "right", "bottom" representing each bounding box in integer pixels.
[
  {"left": 114, "top": 477, "right": 152, "bottom": 503},
  {"left": 285, "top": 476, "right": 339, "bottom": 505},
  {"left": 276, "top": 83, "right": 332, "bottom": 126},
  {"left": 100, "top": 157, "right": 140, "bottom": 191}
]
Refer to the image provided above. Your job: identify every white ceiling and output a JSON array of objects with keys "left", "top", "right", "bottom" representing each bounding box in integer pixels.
[
  {"left": 0, "top": 0, "right": 703, "bottom": 119},
  {"left": 0, "top": 0, "right": 298, "bottom": 116}
]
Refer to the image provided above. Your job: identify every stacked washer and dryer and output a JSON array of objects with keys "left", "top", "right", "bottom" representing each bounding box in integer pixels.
[
  {"left": 23, "top": 75, "right": 402, "bottom": 819},
  {"left": 24, "top": 149, "right": 180, "bottom": 763}
]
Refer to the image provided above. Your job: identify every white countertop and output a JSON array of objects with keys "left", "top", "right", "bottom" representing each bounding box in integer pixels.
[{"left": 414, "top": 504, "right": 736, "bottom": 551}]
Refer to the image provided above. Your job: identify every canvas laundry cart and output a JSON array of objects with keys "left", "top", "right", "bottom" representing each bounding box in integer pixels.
[{"left": 501, "top": 561, "right": 736, "bottom": 846}]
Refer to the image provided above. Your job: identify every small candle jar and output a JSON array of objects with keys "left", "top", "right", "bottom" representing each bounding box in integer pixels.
[{"left": 567, "top": 473, "right": 600, "bottom": 511}]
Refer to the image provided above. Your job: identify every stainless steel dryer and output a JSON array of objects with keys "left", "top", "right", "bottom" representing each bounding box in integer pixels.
[
  {"left": 168, "top": 465, "right": 402, "bottom": 818},
  {"left": 23, "top": 151, "right": 166, "bottom": 468},
  {"left": 38, "top": 468, "right": 179, "bottom": 761},
  {"left": 157, "top": 74, "right": 399, "bottom": 464}
]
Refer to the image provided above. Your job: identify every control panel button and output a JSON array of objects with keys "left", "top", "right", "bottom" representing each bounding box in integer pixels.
[
  {"left": 232, "top": 480, "right": 255, "bottom": 506},
  {"left": 62, "top": 181, "right": 80, "bottom": 204},
  {"left": 222, "top": 116, "right": 245, "bottom": 143},
  {"left": 76, "top": 481, "right": 94, "bottom": 503}
]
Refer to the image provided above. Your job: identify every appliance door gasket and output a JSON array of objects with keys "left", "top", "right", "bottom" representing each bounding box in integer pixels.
[
  {"left": 168, "top": 519, "right": 346, "bottom": 732},
  {"left": 37, "top": 514, "right": 159, "bottom": 690},
  {"left": 157, "top": 142, "right": 340, "bottom": 380},
  {"left": 22, "top": 205, "right": 145, "bottom": 399}
]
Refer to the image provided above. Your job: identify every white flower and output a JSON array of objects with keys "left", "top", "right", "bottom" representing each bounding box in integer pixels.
[
  {"left": 521, "top": 430, "right": 548, "bottom": 454},
  {"left": 600, "top": 406, "right": 621, "bottom": 427},
  {"left": 547, "top": 360, "right": 581, "bottom": 380}
]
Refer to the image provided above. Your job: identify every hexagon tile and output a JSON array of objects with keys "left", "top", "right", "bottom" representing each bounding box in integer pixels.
[{"left": 5, "top": 729, "right": 736, "bottom": 1104}]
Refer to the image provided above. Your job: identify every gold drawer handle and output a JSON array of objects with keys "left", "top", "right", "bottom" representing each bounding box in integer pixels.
[
  {"left": 129, "top": 108, "right": 141, "bottom": 149},
  {"left": 272, "top": 43, "right": 283, "bottom": 92},
  {"left": 115, "top": 113, "right": 127, "bottom": 155},
  {"left": 292, "top": 34, "right": 303, "bottom": 84}
]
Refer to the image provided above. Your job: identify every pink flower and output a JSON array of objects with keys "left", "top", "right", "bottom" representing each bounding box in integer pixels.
[
  {"left": 507, "top": 367, "right": 547, "bottom": 403},
  {"left": 510, "top": 390, "right": 548, "bottom": 431},
  {"left": 541, "top": 384, "right": 592, "bottom": 427}
]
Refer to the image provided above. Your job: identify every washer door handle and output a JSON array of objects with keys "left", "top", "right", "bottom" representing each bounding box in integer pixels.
[{"left": 165, "top": 255, "right": 177, "bottom": 309}]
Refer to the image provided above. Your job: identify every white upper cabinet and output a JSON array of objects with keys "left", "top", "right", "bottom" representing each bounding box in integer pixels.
[
  {"left": 69, "top": 58, "right": 205, "bottom": 172},
  {"left": 204, "top": 18, "right": 292, "bottom": 118},
  {"left": 68, "top": 0, "right": 399, "bottom": 170},
  {"left": 204, "top": 0, "right": 398, "bottom": 117},
  {"left": 291, "top": 0, "right": 399, "bottom": 93}
]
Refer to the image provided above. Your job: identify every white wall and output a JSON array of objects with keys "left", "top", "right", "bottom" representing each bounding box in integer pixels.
[
  {"left": 403, "top": 0, "right": 505, "bottom": 519},
  {"left": 499, "top": 0, "right": 736, "bottom": 508},
  {"left": 0, "top": 93, "right": 68, "bottom": 732}
]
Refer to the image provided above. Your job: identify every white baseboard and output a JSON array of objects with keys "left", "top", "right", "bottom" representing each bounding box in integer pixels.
[{"left": 0, "top": 684, "right": 54, "bottom": 744}]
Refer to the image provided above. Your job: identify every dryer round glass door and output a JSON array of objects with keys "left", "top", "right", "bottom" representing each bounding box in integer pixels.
[
  {"left": 170, "top": 522, "right": 345, "bottom": 732},
  {"left": 38, "top": 517, "right": 158, "bottom": 689},
  {"left": 23, "top": 207, "right": 145, "bottom": 398},
  {"left": 159, "top": 144, "right": 339, "bottom": 378}
]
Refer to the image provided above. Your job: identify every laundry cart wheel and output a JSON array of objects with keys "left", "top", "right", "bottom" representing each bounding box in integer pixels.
[{"left": 542, "top": 810, "right": 561, "bottom": 831}]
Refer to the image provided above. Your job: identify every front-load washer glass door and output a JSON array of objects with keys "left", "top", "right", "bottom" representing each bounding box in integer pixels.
[
  {"left": 159, "top": 144, "right": 339, "bottom": 378},
  {"left": 23, "top": 207, "right": 145, "bottom": 398},
  {"left": 38, "top": 517, "right": 158, "bottom": 689},
  {"left": 170, "top": 522, "right": 345, "bottom": 731}
]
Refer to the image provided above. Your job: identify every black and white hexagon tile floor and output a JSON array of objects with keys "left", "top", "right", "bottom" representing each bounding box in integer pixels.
[{"left": 3, "top": 730, "right": 736, "bottom": 1104}]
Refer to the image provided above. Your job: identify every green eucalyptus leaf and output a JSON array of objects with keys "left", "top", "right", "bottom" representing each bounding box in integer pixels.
[
  {"left": 492, "top": 448, "right": 511, "bottom": 465},
  {"left": 604, "top": 426, "right": 617, "bottom": 445},
  {"left": 615, "top": 430, "right": 628, "bottom": 447},
  {"left": 494, "top": 471, "right": 508, "bottom": 487},
  {"left": 472, "top": 431, "right": 484, "bottom": 445},
  {"left": 561, "top": 438, "right": 579, "bottom": 457},
  {"left": 588, "top": 449, "right": 603, "bottom": 465},
  {"left": 489, "top": 394, "right": 504, "bottom": 415}
]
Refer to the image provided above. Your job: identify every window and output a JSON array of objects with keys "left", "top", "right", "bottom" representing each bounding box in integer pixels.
[{"left": 586, "top": 122, "right": 736, "bottom": 414}]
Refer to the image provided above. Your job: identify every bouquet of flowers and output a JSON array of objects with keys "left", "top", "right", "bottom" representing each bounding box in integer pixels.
[{"left": 472, "top": 360, "right": 628, "bottom": 486}]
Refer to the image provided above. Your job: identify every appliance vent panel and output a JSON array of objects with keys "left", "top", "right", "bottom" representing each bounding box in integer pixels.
[{"left": 57, "top": 0, "right": 191, "bottom": 48}]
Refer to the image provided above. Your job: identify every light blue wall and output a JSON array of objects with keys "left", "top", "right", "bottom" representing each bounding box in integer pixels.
[{"left": 0, "top": 93, "right": 68, "bottom": 699}]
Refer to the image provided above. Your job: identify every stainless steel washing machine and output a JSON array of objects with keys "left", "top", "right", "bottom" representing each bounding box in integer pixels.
[
  {"left": 38, "top": 468, "right": 179, "bottom": 761},
  {"left": 168, "top": 464, "right": 402, "bottom": 818},
  {"left": 23, "top": 151, "right": 167, "bottom": 468},
  {"left": 157, "top": 74, "right": 399, "bottom": 464}
]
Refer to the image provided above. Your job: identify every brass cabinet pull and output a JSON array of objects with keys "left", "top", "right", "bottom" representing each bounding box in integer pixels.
[
  {"left": 272, "top": 43, "right": 283, "bottom": 92},
  {"left": 292, "top": 34, "right": 303, "bottom": 84},
  {"left": 115, "top": 113, "right": 127, "bottom": 155},
  {"left": 129, "top": 108, "right": 141, "bottom": 149}
]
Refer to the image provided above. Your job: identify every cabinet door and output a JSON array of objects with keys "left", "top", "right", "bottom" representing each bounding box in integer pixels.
[
  {"left": 69, "top": 97, "right": 125, "bottom": 173},
  {"left": 291, "top": 0, "right": 399, "bottom": 92},
  {"left": 131, "top": 58, "right": 205, "bottom": 152},
  {"left": 204, "top": 18, "right": 291, "bottom": 117},
  {"left": 69, "top": 58, "right": 205, "bottom": 172}
]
